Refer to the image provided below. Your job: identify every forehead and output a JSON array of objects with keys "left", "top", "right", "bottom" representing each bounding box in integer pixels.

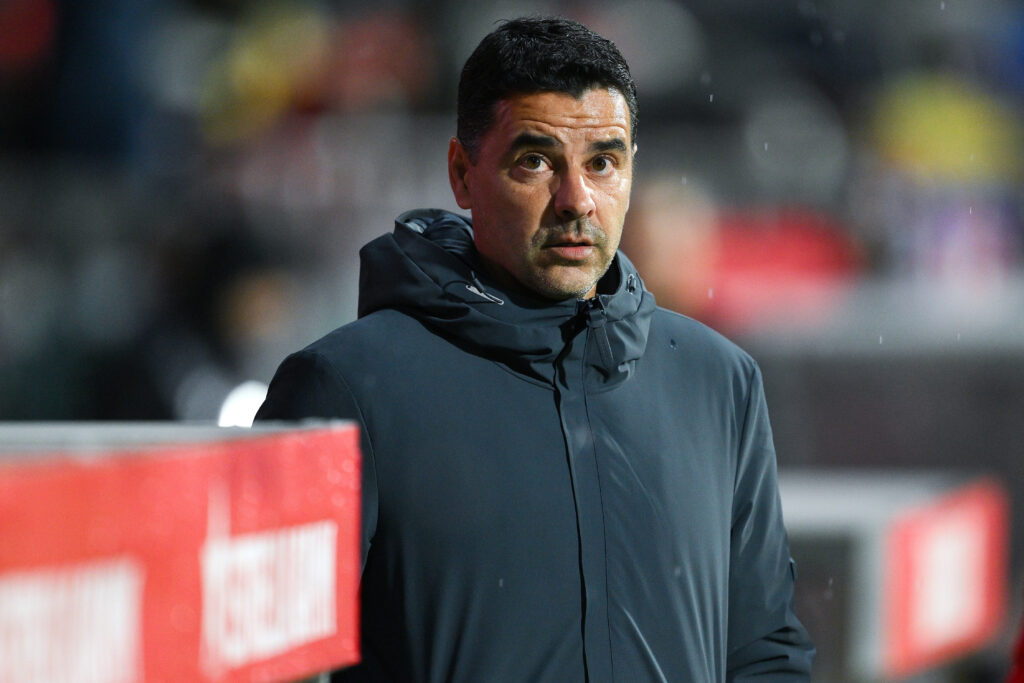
[{"left": 486, "top": 88, "right": 631, "bottom": 148}]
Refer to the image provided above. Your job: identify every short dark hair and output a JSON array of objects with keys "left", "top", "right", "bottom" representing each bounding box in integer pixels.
[{"left": 457, "top": 17, "right": 638, "bottom": 160}]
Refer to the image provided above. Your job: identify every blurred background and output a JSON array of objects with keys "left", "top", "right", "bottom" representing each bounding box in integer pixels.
[{"left": 0, "top": 0, "right": 1022, "bottom": 679}]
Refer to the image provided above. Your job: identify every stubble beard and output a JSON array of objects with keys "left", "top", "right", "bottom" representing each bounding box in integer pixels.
[{"left": 525, "top": 218, "right": 616, "bottom": 300}]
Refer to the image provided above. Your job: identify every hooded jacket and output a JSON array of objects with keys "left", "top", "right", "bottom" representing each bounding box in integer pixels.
[{"left": 256, "top": 209, "right": 814, "bottom": 682}]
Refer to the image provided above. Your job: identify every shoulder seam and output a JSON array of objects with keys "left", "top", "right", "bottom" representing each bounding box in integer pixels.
[{"left": 732, "top": 360, "right": 762, "bottom": 509}]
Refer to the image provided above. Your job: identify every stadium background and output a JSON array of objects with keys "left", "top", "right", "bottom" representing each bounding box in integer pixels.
[{"left": 1, "top": 0, "right": 1023, "bottom": 679}]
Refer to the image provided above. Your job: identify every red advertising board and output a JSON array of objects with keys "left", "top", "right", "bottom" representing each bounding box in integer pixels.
[
  {"left": 0, "top": 424, "right": 361, "bottom": 683},
  {"left": 883, "top": 479, "right": 1008, "bottom": 679}
]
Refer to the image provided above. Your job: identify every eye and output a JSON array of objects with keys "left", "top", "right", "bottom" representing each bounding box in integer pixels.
[
  {"left": 519, "top": 153, "right": 546, "bottom": 171},
  {"left": 590, "top": 155, "right": 615, "bottom": 175}
]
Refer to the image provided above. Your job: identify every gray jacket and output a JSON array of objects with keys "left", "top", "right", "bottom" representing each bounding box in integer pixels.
[{"left": 257, "top": 209, "right": 814, "bottom": 682}]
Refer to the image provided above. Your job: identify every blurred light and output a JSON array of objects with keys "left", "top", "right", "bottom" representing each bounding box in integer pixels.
[
  {"left": 743, "top": 91, "right": 849, "bottom": 202},
  {"left": 0, "top": 252, "right": 62, "bottom": 358},
  {"left": 448, "top": 0, "right": 566, "bottom": 68},
  {"left": 623, "top": 176, "right": 720, "bottom": 318},
  {"left": 0, "top": 0, "right": 56, "bottom": 75},
  {"left": 584, "top": 0, "right": 705, "bottom": 96},
  {"left": 707, "top": 208, "right": 862, "bottom": 332},
  {"left": 146, "top": 10, "right": 228, "bottom": 114},
  {"left": 217, "top": 380, "right": 268, "bottom": 428},
  {"left": 70, "top": 245, "right": 154, "bottom": 348},
  {"left": 174, "top": 366, "right": 234, "bottom": 422},
  {"left": 872, "top": 73, "right": 1023, "bottom": 184},
  {"left": 327, "top": 12, "right": 436, "bottom": 111},
  {"left": 200, "top": 3, "right": 332, "bottom": 145},
  {"left": 218, "top": 270, "right": 296, "bottom": 346}
]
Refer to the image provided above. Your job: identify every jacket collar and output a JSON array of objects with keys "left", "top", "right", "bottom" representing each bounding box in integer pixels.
[{"left": 357, "top": 209, "right": 656, "bottom": 385}]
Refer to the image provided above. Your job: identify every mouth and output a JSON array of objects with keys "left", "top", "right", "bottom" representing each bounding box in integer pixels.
[{"left": 543, "top": 238, "right": 596, "bottom": 261}]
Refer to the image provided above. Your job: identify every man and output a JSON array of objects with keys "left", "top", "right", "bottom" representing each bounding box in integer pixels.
[{"left": 258, "top": 16, "right": 814, "bottom": 682}]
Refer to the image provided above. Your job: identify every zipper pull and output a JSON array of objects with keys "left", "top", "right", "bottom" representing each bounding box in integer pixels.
[
  {"left": 580, "top": 298, "right": 614, "bottom": 368},
  {"left": 579, "top": 297, "right": 605, "bottom": 322}
]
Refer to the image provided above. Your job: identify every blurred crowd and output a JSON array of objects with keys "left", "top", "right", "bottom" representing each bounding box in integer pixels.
[{"left": 2, "top": 0, "right": 1024, "bottom": 421}]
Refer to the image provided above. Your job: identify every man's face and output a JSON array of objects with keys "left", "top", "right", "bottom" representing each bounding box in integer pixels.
[{"left": 448, "top": 88, "right": 634, "bottom": 300}]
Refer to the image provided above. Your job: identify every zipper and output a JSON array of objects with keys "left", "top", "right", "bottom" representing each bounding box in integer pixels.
[
  {"left": 556, "top": 298, "right": 614, "bottom": 682},
  {"left": 580, "top": 298, "right": 614, "bottom": 370}
]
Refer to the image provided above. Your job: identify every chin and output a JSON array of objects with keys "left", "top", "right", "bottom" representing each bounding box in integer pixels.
[{"left": 530, "top": 275, "right": 598, "bottom": 301}]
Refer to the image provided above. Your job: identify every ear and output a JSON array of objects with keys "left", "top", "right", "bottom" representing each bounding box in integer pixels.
[{"left": 448, "top": 137, "right": 473, "bottom": 210}]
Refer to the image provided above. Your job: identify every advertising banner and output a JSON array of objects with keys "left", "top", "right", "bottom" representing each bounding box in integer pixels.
[{"left": 0, "top": 423, "right": 361, "bottom": 683}]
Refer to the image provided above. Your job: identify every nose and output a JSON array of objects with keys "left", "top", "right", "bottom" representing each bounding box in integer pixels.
[{"left": 553, "top": 168, "right": 596, "bottom": 222}]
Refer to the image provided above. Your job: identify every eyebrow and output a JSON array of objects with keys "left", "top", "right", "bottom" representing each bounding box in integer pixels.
[
  {"left": 507, "top": 133, "right": 629, "bottom": 155},
  {"left": 590, "top": 138, "right": 628, "bottom": 154},
  {"left": 508, "top": 133, "right": 560, "bottom": 153}
]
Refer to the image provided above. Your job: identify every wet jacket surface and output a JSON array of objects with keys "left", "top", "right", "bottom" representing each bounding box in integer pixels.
[{"left": 256, "top": 209, "right": 814, "bottom": 682}]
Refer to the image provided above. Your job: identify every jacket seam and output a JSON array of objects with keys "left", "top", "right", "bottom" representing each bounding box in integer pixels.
[
  {"left": 582, "top": 329, "right": 616, "bottom": 680},
  {"left": 490, "top": 358, "right": 555, "bottom": 389},
  {"left": 731, "top": 360, "right": 760, "bottom": 527}
]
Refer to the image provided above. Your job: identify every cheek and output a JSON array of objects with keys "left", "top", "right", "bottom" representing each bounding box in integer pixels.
[
  {"left": 500, "top": 184, "right": 550, "bottom": 228},
  {"left": 618, "top": 175, "right": 634, "bottom": 206},
  {"left": 476, "top": 191, "right": 536, "bottom": 252},
  {"left": 597, "top": 181, "right": 632, "bottom": 218}
]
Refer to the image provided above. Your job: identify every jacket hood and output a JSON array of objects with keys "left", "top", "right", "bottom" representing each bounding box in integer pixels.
[{"left": 357, "top": 209, "right": 656, "bottom": 385}]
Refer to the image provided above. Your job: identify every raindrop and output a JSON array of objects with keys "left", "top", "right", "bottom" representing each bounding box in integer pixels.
[
  {"left": 709, "top": 93, "right": 714, "bottom": 103},
  {"left": 681, "top": 175, "right": 688, "bottom": 185},
  {"left": 764, "top": 142, "right": 769, "bottom": 152},
  {"left": 879, "top": 335, "right": 884, "bottom": 344},
  {"left": 969, "top": 206, "right": 973, "bottom": 215},
  {"left": 708, "top": 288, "right": 714, "bottom": 299},
  {"left": 957, "top": 332, "right": 962, "bottom": 342},
  {"left": 673, "top": 565, "right": 682, "bottom": 578},
  {"left": 498, "top": 578, "right": 504, "bottom": 588},
  {"left": 940, "top": 1, "right": 945, "bottom": 9}
]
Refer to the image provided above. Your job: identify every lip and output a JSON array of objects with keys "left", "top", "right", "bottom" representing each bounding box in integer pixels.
[{"left": 545, "top": 244, "right": 595, "bottom": 261}]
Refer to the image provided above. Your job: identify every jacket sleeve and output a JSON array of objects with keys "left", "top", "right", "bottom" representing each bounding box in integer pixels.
[
  {"left": 726, "top": 362, "right": 815, "bottom": 681},
  {"left": 255, "top": 350, "right": 378, "bottom": 569}
]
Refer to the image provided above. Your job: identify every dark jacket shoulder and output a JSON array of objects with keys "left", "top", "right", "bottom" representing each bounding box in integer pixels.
[{"left": 649, "top": 306, "right": 760, "bottom": 378}]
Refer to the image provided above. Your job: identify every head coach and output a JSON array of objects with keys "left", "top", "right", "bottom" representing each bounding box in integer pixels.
[{"left": 257, "top": 16, "right": 815, "bottom": 682}]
